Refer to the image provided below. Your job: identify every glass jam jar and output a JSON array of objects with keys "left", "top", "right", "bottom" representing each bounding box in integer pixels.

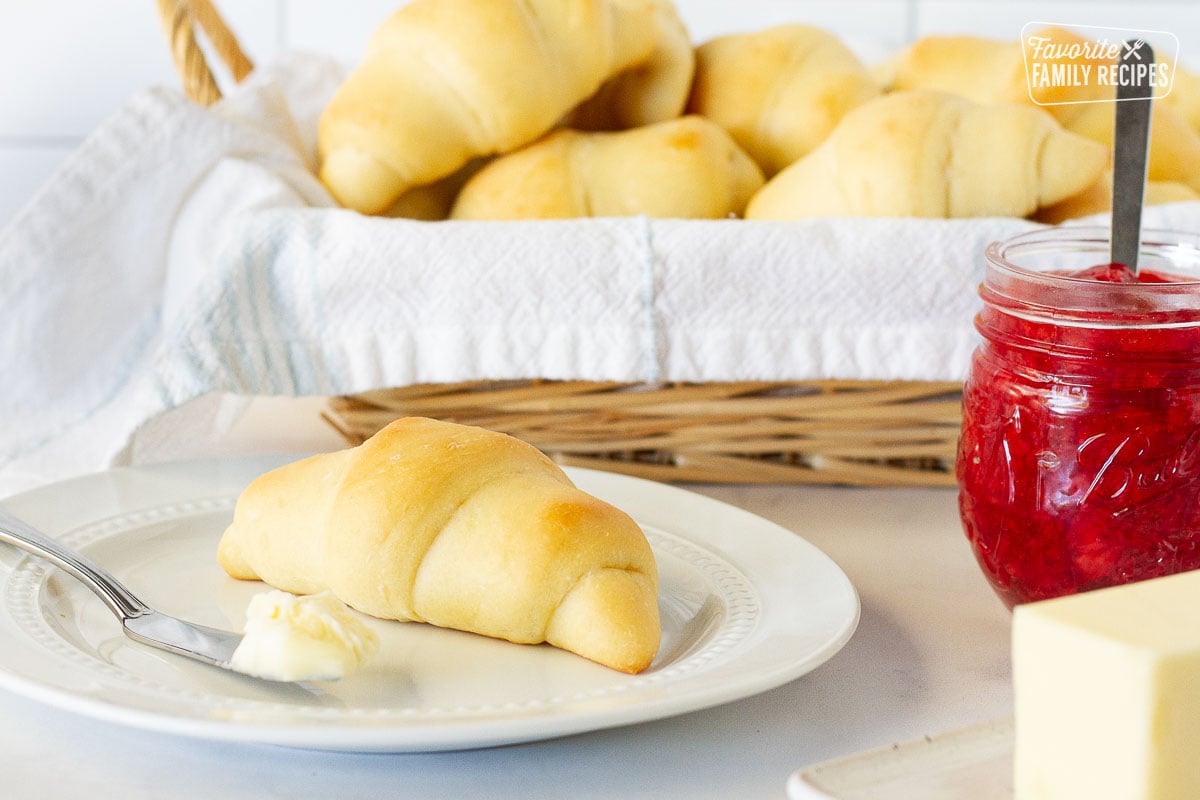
[{"left": 957, "top": 227, "right": 1200, "bottom": 608}]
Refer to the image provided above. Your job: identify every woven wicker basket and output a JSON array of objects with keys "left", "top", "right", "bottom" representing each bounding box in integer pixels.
[{"left": 156, "top": 0, "right": 965, "bottom": 487}]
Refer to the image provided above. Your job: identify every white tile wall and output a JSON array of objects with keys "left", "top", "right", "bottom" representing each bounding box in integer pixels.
[
  {"left": 913, "top": 0, "right": 1200, "bottom": 41},
  {"left": 284, "top": 0, "right": 397, "bottom": 62},
  {"left": 676, "top": 0, "right": 911, "bottom": 45},
  {"left": 1, "top": 0, "right": 1197, "bottom": 230},
  {"left": 0, "top": 1, "right": 175, "bottom": 139}
]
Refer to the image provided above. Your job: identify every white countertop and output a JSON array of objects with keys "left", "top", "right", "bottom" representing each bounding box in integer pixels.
[{"left": 0, "top": 398, "right": 1013, "bottom": 800}]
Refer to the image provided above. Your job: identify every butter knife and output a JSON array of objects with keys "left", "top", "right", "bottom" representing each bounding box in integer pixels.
[{"left": 0, "top": 507, "right": 251, "bottom": 676}]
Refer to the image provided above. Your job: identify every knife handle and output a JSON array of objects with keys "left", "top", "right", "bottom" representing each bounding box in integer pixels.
[{"left": 0, "top": 508, "right": 149, "bottom": 620}]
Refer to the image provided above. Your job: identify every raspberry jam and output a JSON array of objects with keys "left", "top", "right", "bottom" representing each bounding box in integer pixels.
[{"left": 957, "top": 228, "right": 1200, "bottom": 607}]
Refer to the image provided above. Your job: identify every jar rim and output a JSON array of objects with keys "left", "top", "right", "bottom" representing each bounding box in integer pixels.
[{"left": 983, "top": 226, "right": 1200, "bottom": 324}]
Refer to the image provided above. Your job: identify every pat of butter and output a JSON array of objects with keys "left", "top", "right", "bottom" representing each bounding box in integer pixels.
[
  {"left": 1013, "top": 570, "right": 1200, "bottom": 799},
  {"left": 230, "top": 590, "right": 379, "bottom": 682}
]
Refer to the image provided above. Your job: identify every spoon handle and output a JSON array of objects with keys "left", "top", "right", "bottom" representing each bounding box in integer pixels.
[{"left": 1111, "top": 40, "right": 1155, "bottom": 272}]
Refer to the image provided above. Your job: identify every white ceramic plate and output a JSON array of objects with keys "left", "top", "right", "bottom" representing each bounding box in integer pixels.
[{"left": 0, "top": 456, "right": 858, "bottom": 753}]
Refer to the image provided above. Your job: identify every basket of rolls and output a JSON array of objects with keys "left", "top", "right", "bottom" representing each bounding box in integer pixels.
[{"left": 155, "top": 0, "right": 1200, "bottom": 487}]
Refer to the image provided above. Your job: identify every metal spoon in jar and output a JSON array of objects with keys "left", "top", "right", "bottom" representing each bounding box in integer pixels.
[{"left": 1110, "top": 39, "right": 1155, "bottom": 274}]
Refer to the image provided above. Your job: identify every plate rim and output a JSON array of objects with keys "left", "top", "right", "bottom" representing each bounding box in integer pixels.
[{"left": 0, "top": 456, "right": 860, "bottom": 752}]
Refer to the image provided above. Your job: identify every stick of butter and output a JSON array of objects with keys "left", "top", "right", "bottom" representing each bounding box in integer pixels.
[
  {"left": 231, "top": 590, "right": 379, "bottom": 682},
  {"left": 1013, "top": 570, "right": 1200, "bottom": 799}
]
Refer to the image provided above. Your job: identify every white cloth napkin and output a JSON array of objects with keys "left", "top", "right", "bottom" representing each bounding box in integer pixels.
[{"left": 3, "top": 51, "right": 1200, "bottom": 496}]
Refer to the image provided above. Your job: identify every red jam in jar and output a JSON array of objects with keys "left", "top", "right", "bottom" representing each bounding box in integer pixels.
[{"left": 957, "top": 227, "right": 1200, "bottom": 607}]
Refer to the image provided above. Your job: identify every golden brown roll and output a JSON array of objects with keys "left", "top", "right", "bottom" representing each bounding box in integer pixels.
[
  {"left": 879, "top": 29, "right": 1200, "bottom": 193},
  {"left": 1164, "top": 65, "right": 1200, "bottom": 133},
  {"left": 567, "top": 0, "right": 695, "bottom": 131},
  {"left": 745, "top": 90, "right": 1108, "bottom": 219},
  {"left": 688, "top": 24, "right": 882, "bottom": 176},
  {"left": 218, "top": 417, "right": 661, "bottom": 674},
  {"left": 317, "top": 0, "right": 659, "bottom": 214},
  {"left": 1034, "top": 170, "right": 1200, "bottom": 224},
  {"left": 450, "top": 115, "right": 765, "bottom": 220}
]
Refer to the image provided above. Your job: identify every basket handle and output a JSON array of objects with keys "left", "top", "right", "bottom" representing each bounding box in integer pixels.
[{"left": 156, "top": 0, "right": 254, "bottom": 107}]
